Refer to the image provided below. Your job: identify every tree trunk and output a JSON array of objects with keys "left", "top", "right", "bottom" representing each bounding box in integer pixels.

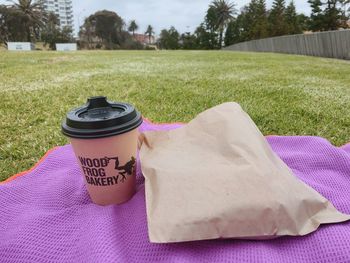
[
  {"left": 219, "top": 29, "right": 223, "bottom": 49},
  {"left": 27, "top": 26, "right": 31, "bottom": 42},
  {"left": 109, "top": 33, "right": 112, "bottom": 49}
]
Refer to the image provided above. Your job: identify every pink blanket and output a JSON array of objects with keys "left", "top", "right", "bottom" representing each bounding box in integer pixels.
[{"left": 0, "top": 119, "right": 349, "bottom": 262}]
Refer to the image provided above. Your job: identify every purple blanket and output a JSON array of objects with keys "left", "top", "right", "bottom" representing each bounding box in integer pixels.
[{"left": 0, "top": 120, "right": 349, "bottom": 263}]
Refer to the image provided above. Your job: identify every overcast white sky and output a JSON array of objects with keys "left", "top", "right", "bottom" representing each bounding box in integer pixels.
[{"left": 0, "top": 0, "right": 311, "bottom": 35}]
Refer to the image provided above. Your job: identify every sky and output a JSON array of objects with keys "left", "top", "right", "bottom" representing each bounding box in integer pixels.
[{"left": 0, "top": 0, "right": 311, "bottom": 36}]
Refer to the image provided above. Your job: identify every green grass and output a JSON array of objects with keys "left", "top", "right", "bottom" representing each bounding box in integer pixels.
[{"left": 1, "top": 50, "right": 350, "bottom": 181}]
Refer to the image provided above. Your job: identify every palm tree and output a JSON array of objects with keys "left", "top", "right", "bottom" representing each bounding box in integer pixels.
[
  {"left": 9, "top": 0, "right": 46, "bottom": 42},
  {"left": 128, "top": 20, "right": 138, "bottom": 36},
  {"left": 145, "top": 25, "right": 154, "bottom": 44},
  {"left": 210, "top": 0, "right": 236, "bottom": 48}
]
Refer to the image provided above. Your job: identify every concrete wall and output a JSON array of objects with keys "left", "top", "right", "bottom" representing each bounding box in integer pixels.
[
  {"left": 7, "top": 42, "right": 35, "bottom": 51},
  {"left": 56, "top": 43, "right": 77, "bottom": 51},
  {"left": 223, "top": 30, "right": 350, "bottom": 60}
]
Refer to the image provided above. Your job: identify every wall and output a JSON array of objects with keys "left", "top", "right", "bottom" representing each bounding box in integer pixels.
[
  {"left": 56, "top": 43, "right": 77, "bottom": 51},
  {"left": 7, "top": 42, "right": 35, "bottom": 51},
  {"left": 223, "top": 30, "right": 350, "bottom": 60}
]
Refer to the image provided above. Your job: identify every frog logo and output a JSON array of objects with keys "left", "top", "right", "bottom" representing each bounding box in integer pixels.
[{"left": 106, "top": 156, "right": 136, "bottom": 183}]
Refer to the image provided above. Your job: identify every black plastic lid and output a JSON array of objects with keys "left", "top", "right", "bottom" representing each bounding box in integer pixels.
[{"left": 62, "top": 96, "right": 142, "bottom": 139}]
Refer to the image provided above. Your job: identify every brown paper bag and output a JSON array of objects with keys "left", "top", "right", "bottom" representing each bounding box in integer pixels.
[{"left": 139, "top": 102, "right": 350, "bottom": 243}]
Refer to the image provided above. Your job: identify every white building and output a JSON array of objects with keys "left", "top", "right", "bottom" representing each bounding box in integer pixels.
[{"left": 42, "top": 0, "right": 74, "bottom": 29}]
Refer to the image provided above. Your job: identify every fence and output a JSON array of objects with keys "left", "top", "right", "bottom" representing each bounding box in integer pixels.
[{"left": 223, "top": 30, "right": 350, "bottom": 60}]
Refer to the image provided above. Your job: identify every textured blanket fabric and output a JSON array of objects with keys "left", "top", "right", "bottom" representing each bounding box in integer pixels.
[{"left": 0, "top": 120, "right": 349, "bottom": 263}]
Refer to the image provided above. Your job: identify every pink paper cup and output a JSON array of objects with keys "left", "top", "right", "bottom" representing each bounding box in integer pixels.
[{"left": 62, "top": 96, "right": 142, "bottom": 205}]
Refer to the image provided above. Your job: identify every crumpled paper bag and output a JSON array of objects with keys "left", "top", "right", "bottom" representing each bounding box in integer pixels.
[{"left": 139, "top": 102, "right": 350, "bottom": 243}]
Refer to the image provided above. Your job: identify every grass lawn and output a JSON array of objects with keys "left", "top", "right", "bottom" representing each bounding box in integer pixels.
[{"left": 1, "top": 50, "right": 350, "bottom": 181}]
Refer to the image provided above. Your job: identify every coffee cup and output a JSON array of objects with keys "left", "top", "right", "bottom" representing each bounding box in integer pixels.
[{"left": 62, "top": 96, "right": 142, "bottom": 205}]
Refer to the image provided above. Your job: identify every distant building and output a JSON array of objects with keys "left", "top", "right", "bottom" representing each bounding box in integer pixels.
[
  {"left": 133, "top": 33, "right": 155, "bottom": 45},
  {"left": 42, "top": 0, "right": 74, "bottom": 29}
]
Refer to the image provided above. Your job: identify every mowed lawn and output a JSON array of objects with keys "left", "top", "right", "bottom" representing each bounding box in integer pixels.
[{"left": 1, "top": 50, "right": 350, "bottom": 181}]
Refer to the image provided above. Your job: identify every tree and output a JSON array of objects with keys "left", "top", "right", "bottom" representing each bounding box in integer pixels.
[
  {"left": 10, "top": 0, "right": 46, "bottom": 42},
  {"left": 268, "top": 0, "right": 288, "bottom": 36},
  {"left": 0, "top": 5, "right": 8, "bottom": 45},
  {"left": 180, "top": 33, "right": 198, "bottom": 49},
  {"left": 340, "top": 0, "right": 350, "bottom": 17},
  {"left": 210, "top": 0, "right": 236, "bottom": 48},
  {"left": 339, "top": 0, "right": 350, "bottom": 26},
  {"left": 0, "top": 5, "right": 6, "bottom": 44},
  {"left": 205, "top": 5, "right": 219, "bottom": 32},
  {"left": 194, "top": 23, "right": 213, "bottom": 49},
  {"left": 41, "top": 12, "right": 59, "bottom": 49},
  {"left": 323, "top": 0, "right": 344, "bottom": 30},
  {"left": 145, "top": 25, "right": 154, "bottom": 44},
  {"left": 0, "top": 5, "right": 27, "bottom": 45},
  {"left": 245, "top": 0, "right": 269, "bottom": 40},
  {"left": 204, "top": 6, "right": 220, "bottom": 49},
  {"left": 80, "top": 10, "right": 124, "bottom": 49},
  {"left": 285, "top": 1, "right": 302, "bottom": 34},
  {"left": 41, "top": 12, "right": 73, "bottom": 50},
  {"left": 308, "top": 0, "right": 324, "bottom": 31},
  {"left": 297, "top": 13, "right": 311, "bottom": 32},
  {"left": 128, "top": 20, "right": 138, "bottom": 36},
  {"left": 79, "top": 18, "right": 97, "bottom": 49},
  {"left": 224, "top": 6, "right": 250, "bottom": 45},
  {"left": 224, "top": 19, "right": 238, "bottom": 46},
  {"left": 159, "top": 26, "right": 180, "bottom": 49}
]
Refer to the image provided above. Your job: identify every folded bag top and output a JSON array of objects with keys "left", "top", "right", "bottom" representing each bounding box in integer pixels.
[{"left": 139, "top": 102, "right": 350, "bottom": 243}]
